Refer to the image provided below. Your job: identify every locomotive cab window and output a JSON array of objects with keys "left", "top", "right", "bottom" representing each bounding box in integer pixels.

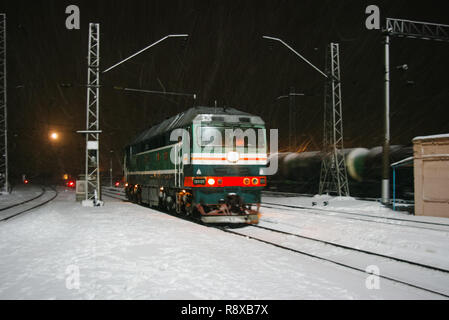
[
  {"left": 197, "top": 126, "right": 266, "bottom": 151},
  {"left": 199, "top": 127, "right": 224, "bottom": 146}
]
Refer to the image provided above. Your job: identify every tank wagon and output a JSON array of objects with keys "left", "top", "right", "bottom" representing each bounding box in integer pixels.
[
  {"left": 268, "top": 146, "right": 414, "bottom": 198},
  {"left": 270, "top": 146, "right": 412, "bottom": 182},
  {"left": 124, "top": 106, "right": 267, "bottom": 224}
]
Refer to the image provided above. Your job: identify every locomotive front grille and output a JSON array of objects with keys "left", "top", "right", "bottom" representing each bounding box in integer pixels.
[{"left": 214, "top": 167, "right": 229, "bottom": 175}]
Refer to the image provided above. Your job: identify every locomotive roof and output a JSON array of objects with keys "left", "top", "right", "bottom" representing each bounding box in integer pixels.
[{"left": 129, "top": 106, "right": 262, "bottom": 146}]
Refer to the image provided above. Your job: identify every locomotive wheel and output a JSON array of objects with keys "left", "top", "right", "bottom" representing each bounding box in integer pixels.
[
  {"left": 156, "top": 197, "right": 163, "bottom": 210},
  {"left": 192, "top": 208, "right": 203, "bottom": 224},
  {"left": 126, "top": 187, "right": 133, "bottom": 202},
  {"left": 136, "top": 191, "right": 142, "bottom": 205},
  {"left": 175, "top": 202, "right": 182, "bottom": 215},
  {"left": 184, "top": 204, "right": 193, "bottom": 217},
  {"left": 130, "top": 191, "right": 136, "bottom": 203},
  {"left": 165, "top": 197, "right": 175, "bottom": 213}
]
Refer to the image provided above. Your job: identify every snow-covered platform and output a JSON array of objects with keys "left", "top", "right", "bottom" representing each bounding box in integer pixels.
[{"left": 0, "top": 188, "right": 448, "bottom": 299}]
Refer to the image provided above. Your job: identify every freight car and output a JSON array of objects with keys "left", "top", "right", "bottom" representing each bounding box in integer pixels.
[{"left": 124, "top": 106, "right": 267, "bottom": 224}]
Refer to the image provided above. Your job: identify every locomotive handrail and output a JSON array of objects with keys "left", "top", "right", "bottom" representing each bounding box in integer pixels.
[
  {"left": 174, "top": 143, "right": 184, "bottom": 188},
  {"left": 175, "top": 144, "right": 178, "bottom": 187}
]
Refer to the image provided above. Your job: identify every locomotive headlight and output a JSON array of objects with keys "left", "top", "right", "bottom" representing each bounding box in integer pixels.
[
  {"left": 207, "top": 178, "right": 216, "bottom": 186},
  {"left": 227, "top": 151, "right": 240, "bottom": 163}
]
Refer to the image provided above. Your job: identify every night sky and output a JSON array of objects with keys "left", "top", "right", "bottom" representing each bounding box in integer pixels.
[{"left": 1, "top": 0, "right": 449, "bottom": 180}]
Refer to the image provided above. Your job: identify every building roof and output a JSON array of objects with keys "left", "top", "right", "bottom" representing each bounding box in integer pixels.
[
  {"left": 391, "top": 156, "right": 414, "bottom": 168},
  {"left": 413, "top": 133, "right": 449, "bottom": 141}
]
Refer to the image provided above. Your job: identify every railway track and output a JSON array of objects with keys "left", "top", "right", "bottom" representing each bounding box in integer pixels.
[
  {"left": 253, "top": 224, "right": 449, "bottom": 273},
  {"left": 262, "top": 190, "right": 414, "bottom": 205},
  {"left": 108, "top": 187, "right": 449, "bottom": 297},
  {"left": 0, "top": 186, "right": 58, "bottom": 222},
  {"left": 101, "top": 187, "right": 128, "bottom": 201},
  {"left": 0, "top": 187, "right": 46, "bottom": 211},
  {"left": 104, "top": 187, "right": 435, "bottom": 230},
  {"left": 261, "top": 201, "right": 449, "bottom": 233},
  {"left": 218, "top": 224, "right": 449, "bottom": 298}
]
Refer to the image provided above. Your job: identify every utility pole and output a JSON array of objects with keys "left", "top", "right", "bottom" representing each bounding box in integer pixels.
[
  {"left": 382, "top": 34, "right": 390, "bottom": 204},
  {"left": 78, "top": 23, "right": 102, "bottom": 206},
  {"left": 381, "top": 18, "right": 449, "bottom": 204},
  {"left": 319, "top": 43, "right": 350, "bottom": 197},
  {"left": 0, "top": 14, "right": 8, "bottom": 194},
  {"left": 110, "top": 150, "right": 113, "bottom": 187},
  {"left": 289, "top": 87, "right": 295, "bottom": 151}
]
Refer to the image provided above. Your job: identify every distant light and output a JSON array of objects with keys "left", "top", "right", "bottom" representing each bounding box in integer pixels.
[
  {"left": 115, "top": 182, "right": 120, "bottom": 187},
  {"left": 50, "top": 132, "right": 59, "bottom": 140},
  {"left": 207, "top": 178, "right": 216, "bottom": 186}
]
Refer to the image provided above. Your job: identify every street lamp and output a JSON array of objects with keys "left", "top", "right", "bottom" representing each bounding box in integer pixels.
[
  {"left": 276, "top": 92, "right": 305, "bottom": 100},
  {"left": 263, "top": 36, "right": 351, "bottom": 197},
  {"left": 277, "top": 90, "right": 305, "bottom": 151},
  {"left": 103, "top": 34, "right": 189, "bottom": 74},
  {"left": 396, "top": 64, "right": 408, "bottom": 71},
  {"left": 50, "top": 132, "right": 58, "bottom": 140},
  {"left": 262, "top": 36, "right": 328, "bottom": 79},
  {"left": 263, "top": 35, "right": 327, "bottom": 152},
  {"left": 102, "top": 33, "right": 190, "bottom": 192},
  {"left": 79, "top": 29, "right": 188, "bottom": 206}
]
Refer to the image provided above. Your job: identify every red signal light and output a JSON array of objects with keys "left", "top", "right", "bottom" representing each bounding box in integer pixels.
[{"left": 24, "top": 179, "right": 29, "bottom": 184}]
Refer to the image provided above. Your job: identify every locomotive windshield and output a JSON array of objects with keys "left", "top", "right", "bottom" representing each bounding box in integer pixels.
[
  {"left": 200, "top": 127, "right": 224, "bottom": 146},
  {"left": 199, "top": 126, "right": 266, "bottom": 149}
]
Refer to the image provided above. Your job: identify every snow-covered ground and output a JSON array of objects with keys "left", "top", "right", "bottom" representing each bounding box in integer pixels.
[
  {"left": 264, "top": 193, "right": 441, "bottom": 221},
  {"left": 0, "top": 187, "right": 448, "bottom": 299}
]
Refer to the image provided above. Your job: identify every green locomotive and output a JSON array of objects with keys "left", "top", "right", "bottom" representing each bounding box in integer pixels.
[{"left": 124, "top": 106, "right": 267, "bottom": 224}]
